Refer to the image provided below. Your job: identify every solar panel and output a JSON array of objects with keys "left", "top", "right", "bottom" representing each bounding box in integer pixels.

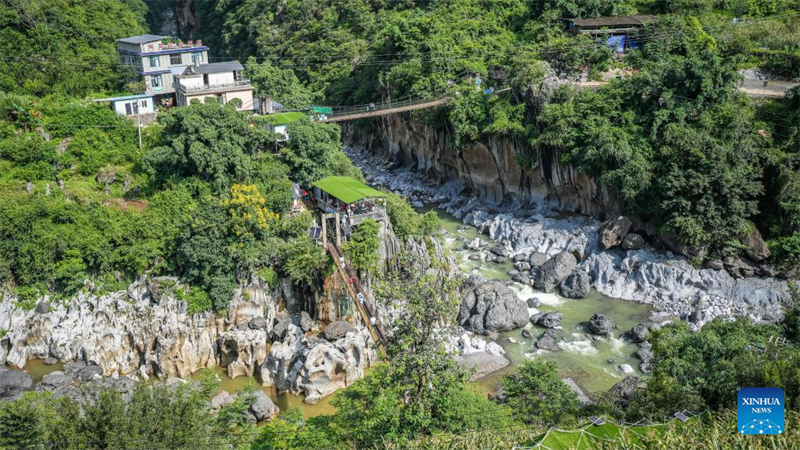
[
  {"left": 674, "top": 412, "right": 689, "bottom": 422},
  {"left": 589, "top": 416, "right": 605, "bottom": 426}
]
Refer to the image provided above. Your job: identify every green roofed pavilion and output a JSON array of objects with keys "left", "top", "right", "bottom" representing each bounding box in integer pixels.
[{"left": 312, "top": 176, "right": 384, "bottom": 204}]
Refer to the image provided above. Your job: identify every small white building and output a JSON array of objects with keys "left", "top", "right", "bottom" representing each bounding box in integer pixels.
[
  {"left": 174, "top": 61, "right": 254, "bottom": 110},
  {"left": 93, "top": 94, "right": 155, "bottom": 116}
]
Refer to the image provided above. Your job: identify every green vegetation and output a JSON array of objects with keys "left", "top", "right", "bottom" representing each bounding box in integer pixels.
[
  {"left": 627, "top": 317, "right": 800, "bottom": 419},
  {"left": 343, "top": 218, "right": 381, "bottom": 271},
  {"left": 0, "top": 0, "right": 146, "bottom": 97},
  {"left": 196, "top": 0, "right": 800, "bottom": 268},
  {"left": 501, "top": 360, "right": 580, "bottom": 426},
  {"left": 0, "top": 96, "right": 363, "bottom": 311},
  {"left": 0, "top": 376, "right": 253, "bottom": 450}
]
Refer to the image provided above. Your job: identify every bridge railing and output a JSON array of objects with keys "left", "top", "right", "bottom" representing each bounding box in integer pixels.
[{"left": 323, "top": 94, "right": 446, "bottom": 118}]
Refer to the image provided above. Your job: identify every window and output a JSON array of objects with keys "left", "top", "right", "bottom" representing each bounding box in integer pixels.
[
  {"left": 140, "top": 100, "right": 148, "bottom": 108},
  {"left": 151, "top": 75, "right": 163, "bottom": 89},
  {"left": 170, "top": 53, "right": 182, "bottom": 65},
  {"left": 148, "top": 55, "right": 160, "bottom": 68},
  {"left": 191, "top": 52, "right": 204, "bottom": 64},
  {"left": 125, "top": 103, "right": 133, "bottom": 115},
  {"left": 216, "top": 94, "right": 225, "bottom": 105}
]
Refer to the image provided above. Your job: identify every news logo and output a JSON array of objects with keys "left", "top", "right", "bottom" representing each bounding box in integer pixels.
[{"left": 738, "top": 388, "right": 784, "bottom": 435}]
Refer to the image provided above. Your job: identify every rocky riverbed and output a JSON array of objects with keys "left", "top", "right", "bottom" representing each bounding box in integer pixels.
[
  {"left": 0, "top": 277, "right": 377, "bottom": 408},
  {"left": 347, "top": 145, "right": 793, "bottom": 328}
]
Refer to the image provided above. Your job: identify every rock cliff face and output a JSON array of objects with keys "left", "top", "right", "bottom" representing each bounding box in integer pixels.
[{"left": 343, "top": 114, "right": 622, "bottom": 217}]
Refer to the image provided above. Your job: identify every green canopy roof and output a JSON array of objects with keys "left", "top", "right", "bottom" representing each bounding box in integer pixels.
[
  {"left": 312, "top": 176, "right": 384, "bottom": 204},
  {"left": 262, "top": 112, "right": 307, "bottom": 126}
]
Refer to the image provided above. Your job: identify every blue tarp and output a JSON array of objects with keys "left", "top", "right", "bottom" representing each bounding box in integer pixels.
[{"left": 607, "top": 35, "right": 626, "bottom": 53}]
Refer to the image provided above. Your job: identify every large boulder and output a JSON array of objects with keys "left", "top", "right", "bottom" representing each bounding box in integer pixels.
[
  {"left": 563, "top": 378, "right": 593, "bottom": 406},
  {"left": 600, "top": 216, "right": 632, "bottom": 249},
  {"left": 636, "top": 342, "right": 654, "bottom": 374},
  {"left": 660, "top": 231, "right": 707, "bottom": 260},
  {"left": 535, "top": 329, "right": 560, "bottom": 352},
  {"left": 607, "top": 376, "right": 645, "bottom": 407},
  {"left": 260, "top": 328, "right": 377, "bottom": 405},
  {"left": 247, "top": 390, "right": 280, "bottom": 422},
  {"left": 323, "top": 321, "right": 356, "bottom": 341},
  {"left": 454, "top": 351, "right": 510, "bottom": 382},
  {"left": 628, "top": 323, "right": 651, "bottom": 344},
  {"left": 0, "top": 369, "right": 33, "bottom": 401},
  {"left": 741, "top": 227, "right": 771, "bottom": 262},
  {"left": 560, "top": 270, "right": 590, "bottom": 299},
  {"left": 458, "top": 276, "right": 529, "bottom": 334},
  {"left": 621, "top": 233, "right": 645, "bottom": 251},
  {"left": 531, "top": 312, "right": 563, "bottom": 328},
  {"left": 529, "top": 252, "right": 549, "bottom": 268},
  {"left": 217, "top": 327, "right": 269, "bottom": 378},
  {"left": 588, "top": 313, "right": 615, "bottom": 336},
  {"left": 463, "top": 238, "right": 482, "bottom": 251},
  {"left": 534, "top": 252, "right": 577, "bottom": 292}
]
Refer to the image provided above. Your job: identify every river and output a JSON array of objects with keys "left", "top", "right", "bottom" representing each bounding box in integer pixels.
[{"left": 432, "top": 207, "right": 652, "bottom": 394}]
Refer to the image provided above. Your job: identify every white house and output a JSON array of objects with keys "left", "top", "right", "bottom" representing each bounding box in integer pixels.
[
  {"left": 174, "top": 61, "right": 254, "bottom": 110},
  {"left": 93, "top": 94, "right": 155, "bottom": 116}
]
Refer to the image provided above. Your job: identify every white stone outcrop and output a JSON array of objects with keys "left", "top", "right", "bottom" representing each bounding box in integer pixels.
[
  {"left": 260, "top": 326, "right": 377, "bottom": 404},
  {"left": 0, "top": 277, "right": 278, "bottom": 379}
]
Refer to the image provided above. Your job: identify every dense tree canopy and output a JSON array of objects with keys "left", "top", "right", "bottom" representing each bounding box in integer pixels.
[{"left": 0, "top": 0, "right": 146, "bottom": 97}]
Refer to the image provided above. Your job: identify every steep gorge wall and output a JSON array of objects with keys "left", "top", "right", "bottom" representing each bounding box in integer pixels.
[{"left": 343, "top": 113, "right": 623, "bottom": 218}]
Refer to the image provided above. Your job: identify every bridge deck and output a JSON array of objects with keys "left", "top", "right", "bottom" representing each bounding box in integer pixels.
[{"left": 322, "top": 98, "right": 450, "bottom": 122}]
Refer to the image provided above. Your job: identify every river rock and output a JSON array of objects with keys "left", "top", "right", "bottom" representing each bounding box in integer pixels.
[
  {"left": 490, "top": 245, "right": 509, "bottom": 257},
  {"left": 211, "top": 391, "right": 235, "bottom": 410},
  {"left": 529, "top": 252, "right": 548, "bottom": 268},
  {"left": 514, "top": 261, "right": 531, "bottom": 272},
  {"left": 535, "top": 252, "right": 577, "bottom": 292},
  {"left": 217, "top": 327, "right": 269, "bottom": 378},
  {"left": 660, "top": 231, "right": 707, "bottom": 260},
  {"left": 600, "top": 216, "right": 632, "bottom": 249},
  {"left": 588, "top": 313, "right": 614, "bottom": 335},
  {"left": 260, "top": 327, "right": 377, "bottom": 404},
  {"left": 468, "top": 254, "right": 481, "bottom": 261},
  {"left": 621, "top": 233, "right": 645, "bottom": 251},
  {"left": 531, "top": 312, "right": 563, "bottom": 328},
  {"left": 521, "top": 329, "right": 532, "bottom": 339},
  {"left": 323, "top": 321, "right": 356, "bottom": 341},
  {"left": 535, "top": 329, "right": 559, "bottom": 352},
  {"left": 0, "top": 368, "right": 33, "bottom": 401},
  {"left": 628, "top": 324, "right": 650, "bottom": 343},
  {"left": 560, "top": 270, "right": 590, "bottom": 299},
  {"left": 619, "top": 364, "right": 635, "bottom": 375},
  {"left": 636, "top": 342, "right": 654, "bottom": 373},
  {"left": 563, "top": 378, "right": 593, "bottom": 406},
  {"left": 741, "top": 227, "right": 771, "bottom": 262},
  {"left": 248, "top": 316, "right": 268, "bottom": 330},
  {"left": 454, "top": 351, "right": 510, "bottom": 381},
  {"left": 247, "top": 390, "right": 280, "bottom": 422},
  {"left": 607, "top": 376, "right": 645, "bottom": 407},
  {"left": 458, "top": 276, "right": 529, "bottom": 334},
  {"left": 464, "top": 238, "right": 482, "bottom": 250},
  {"left": 526, "top": 297, "right": 541, "bottom": 308}
]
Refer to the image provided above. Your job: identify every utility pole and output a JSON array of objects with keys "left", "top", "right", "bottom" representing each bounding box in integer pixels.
[{"left": 134, "top": 102, "right": 142, "bottom": 152}]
